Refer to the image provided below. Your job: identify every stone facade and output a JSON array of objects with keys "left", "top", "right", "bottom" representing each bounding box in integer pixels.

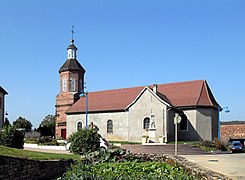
[
  {"left": 177, "top": 108, "right": 218, "bottom": 142},
  {"left": 127, "top": 88, "right": 168, "bottom": 142},
  {"left": 67, "top": 111, "right": 129, "bottom": 141}
]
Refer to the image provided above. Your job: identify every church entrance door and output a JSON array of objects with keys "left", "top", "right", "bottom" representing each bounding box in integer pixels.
[{"left": 61, "top": 129, "right": 66, "bottom": 139}]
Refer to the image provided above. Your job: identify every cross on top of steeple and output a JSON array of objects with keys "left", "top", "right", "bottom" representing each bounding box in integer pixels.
[{"left": 71, "top": 25, "right": 75, "bottom": 43}]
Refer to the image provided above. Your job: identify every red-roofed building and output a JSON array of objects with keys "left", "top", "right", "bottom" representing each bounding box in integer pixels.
[{"left": 56, "top": 39, "right": 220, "bottom": 142}]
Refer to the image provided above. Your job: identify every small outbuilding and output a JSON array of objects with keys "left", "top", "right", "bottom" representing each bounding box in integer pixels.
[{"left": 0, "top": 86, "right": 8, "bottom": 129}]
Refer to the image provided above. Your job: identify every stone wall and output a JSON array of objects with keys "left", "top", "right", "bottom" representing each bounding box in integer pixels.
[{"left": 0, "top": 155, "right": 73, "bottom": 180}]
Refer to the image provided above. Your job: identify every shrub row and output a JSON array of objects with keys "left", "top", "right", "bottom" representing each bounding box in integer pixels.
[
  {"left": 0, "top": 125, "right": 24, "bottom": 149},
  {"left": 192, "top": 138, "right": 228, "bottom": 152}
]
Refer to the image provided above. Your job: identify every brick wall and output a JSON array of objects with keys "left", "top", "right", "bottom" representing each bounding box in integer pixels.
[{"left": 0, "top": 155, "right": 73, "bottom": 179}]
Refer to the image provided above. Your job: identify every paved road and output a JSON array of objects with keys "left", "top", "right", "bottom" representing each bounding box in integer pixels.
[
  {"left": 121, "top": 144, "right": 245, "bottom": 179},
  {"left": 121, "top": 144, "right": 209, "bottom": 155},
  {"left": 182, "top": 153, "right": 245, "bottom": 180}
]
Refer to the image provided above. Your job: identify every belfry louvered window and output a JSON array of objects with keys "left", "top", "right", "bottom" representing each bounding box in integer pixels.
[
  {"left": 70, "top": 78, "right": 76, "bottom": 92},
  {"left": 62, "top": 79, "right": 67, "bottom": 92}
]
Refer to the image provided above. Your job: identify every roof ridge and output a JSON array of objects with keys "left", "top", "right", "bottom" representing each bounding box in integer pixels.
[
  {"left": 89, "top": 85, "right": 145, "bottom": 94},
  {"left": 203, "top": 80, "right": 214, "bottom": 105},
  {"left": 196, "top": 80, "right": 216, "bottom": 107},
  {"left": 196, "top": 81, "right": 205, "bottom": 105},
  {"left": 89, "top": 80, "right": 205, "bottom": 93},
  {"left": 156, "top": 79, "right": 204, "bottom": 86},
  {"left": 204, "top": 81, "right": 220, "bottom": 108}
]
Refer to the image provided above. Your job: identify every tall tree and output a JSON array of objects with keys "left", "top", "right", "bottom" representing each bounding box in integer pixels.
[
  {"left": 4, "top": 117, "right": 11, "bottom": 127},
  {"left": 13, "top": 117, "right": 32, "bottom": 131},
  {"left": 38, "top": 114, "right": 56, "bottom": 137}
]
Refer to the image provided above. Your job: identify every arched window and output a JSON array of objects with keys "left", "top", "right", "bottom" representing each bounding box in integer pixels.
[
  {"left": 70, "top": 78, "right": 76, "bottom": 92},
  {"left": 107, "top": 120, "right": 113, "bottom": 133},
  {"left": 143, "top": 117, "right": 150, "bottom": 130},
  {"left": 77, "top": 121, "right": 83, "bottom": 131},
  {"left": 179, "top": 113, "right": 188, "bottom": 131}
]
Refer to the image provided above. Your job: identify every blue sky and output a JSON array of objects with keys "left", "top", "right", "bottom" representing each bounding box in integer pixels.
[{"left": 1, "top": 1, "right": 244, "bottom": 128}]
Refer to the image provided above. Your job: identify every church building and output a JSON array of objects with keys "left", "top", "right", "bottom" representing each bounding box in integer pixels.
[{"left": 56, "top": 39, "right": 220, "bottom": 142}]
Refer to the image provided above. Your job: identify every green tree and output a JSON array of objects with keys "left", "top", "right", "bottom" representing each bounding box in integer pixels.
[
  {"left": 0, "top": 125, "right": 25, "bottom": 149},
  {"left": 13, "top": 117, "right": 32, "bottom": 131},
  {"left": 37, "top": 114, "right": 56, "bottom": 137},
  {"left": 4, "top": 117, "right": 10, "bottom": 127}
]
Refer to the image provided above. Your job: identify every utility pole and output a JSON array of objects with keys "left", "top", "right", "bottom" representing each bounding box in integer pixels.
[{"left": 174, "top": 113, "right": 182, "bottom": 156}]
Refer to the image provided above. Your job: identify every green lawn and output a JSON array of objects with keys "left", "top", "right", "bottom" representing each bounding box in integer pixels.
[{"left": 0, "top": 146, "right": 80, "bottom": 160}]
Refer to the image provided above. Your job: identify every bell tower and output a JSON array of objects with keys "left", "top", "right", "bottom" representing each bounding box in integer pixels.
[{"left": 55, "top": 31, "right": 85, "bottom": 139}]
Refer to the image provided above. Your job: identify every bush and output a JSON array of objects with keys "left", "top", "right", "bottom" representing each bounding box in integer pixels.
[
  {"left": 68, "top": 128, "right": 100, "bottom": 155},
  {"left": 0, "top": 125, "right": 24, "bottom": 149},
  {"left": 81, "top": 148, "right": 132, "bottom": 164},
  {"left": 214, "top": 138, "right": 227, "bottom": 151},
  {"left": 192, "top": 139, "right": 228, "bottom": 152}
]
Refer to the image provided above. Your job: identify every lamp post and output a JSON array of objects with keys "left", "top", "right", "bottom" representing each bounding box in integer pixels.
[
  {"left": 174, "top": 113, "right": 182, "bottom": 156},
  {"left": 218, "top": 106, "right": 230, "bottom": 140},
  {"left": 80, "top": 91, "right": 89, "bottom": 129}
]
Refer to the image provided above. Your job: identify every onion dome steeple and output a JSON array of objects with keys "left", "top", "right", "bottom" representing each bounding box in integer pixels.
[
  {"left": 59, "top": 38, "right": 85, "bottom": 74},
  {"left": 67, "top": 39, "right": 77, "bottom": 59}
]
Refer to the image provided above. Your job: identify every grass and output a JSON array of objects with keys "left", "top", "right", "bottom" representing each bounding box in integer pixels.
[{"left": 0, "top": 146, "right": 80, "bottom": 160}]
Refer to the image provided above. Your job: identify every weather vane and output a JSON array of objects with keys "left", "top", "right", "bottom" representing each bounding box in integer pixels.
[{"left": 71, "top": 25, "right": 75, "bottom": 40}]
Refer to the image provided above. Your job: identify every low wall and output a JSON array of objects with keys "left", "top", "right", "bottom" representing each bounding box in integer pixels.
[
  {"left": 0, "top": 155, "right": 73, "bottom": 179},
  {"left": 24, "top": 143, "right": 66, "bottom": 150}
]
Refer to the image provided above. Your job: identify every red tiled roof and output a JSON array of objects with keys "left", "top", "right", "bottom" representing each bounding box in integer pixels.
[
  {"left": 221, "top": 124, "right": 245, "bottom": 139},
  {"left": 66, "top": 80, "right": 219, "bottom": 114}
]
